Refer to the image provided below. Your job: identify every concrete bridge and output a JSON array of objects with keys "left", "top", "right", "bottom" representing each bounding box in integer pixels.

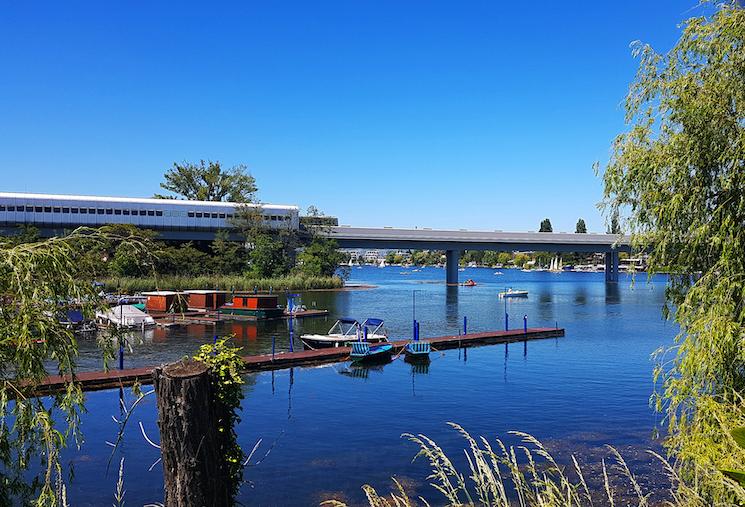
[{"left": 322, "top": 226, "right": 631, "bottom": 284}]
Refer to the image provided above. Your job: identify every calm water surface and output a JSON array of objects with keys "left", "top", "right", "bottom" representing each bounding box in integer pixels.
[{"left": 59, "top": 267, "right": 675, "bottom": 505}]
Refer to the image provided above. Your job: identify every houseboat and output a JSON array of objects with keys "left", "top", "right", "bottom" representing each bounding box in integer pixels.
[
  {"left": 142, "top": 291, "right": 188, "bottom": 313},
  {"left": 186, "top": 290, "right": 230, "bottom": 311},
  {"left": 218, "top": 293, "right": 285, "bottom": 320}
]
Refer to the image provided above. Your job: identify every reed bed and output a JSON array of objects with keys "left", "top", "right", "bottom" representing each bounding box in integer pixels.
[
  {"left": 323, "top": 423, "right": 738, "bottom": 507},
  {"left": 100, "top": 274, "right": 344, "bottom": 293}
]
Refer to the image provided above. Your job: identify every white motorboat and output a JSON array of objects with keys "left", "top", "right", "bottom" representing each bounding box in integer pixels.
[
  {"left": 96, "top": 304, "right": 156, "bottom": 329},
  {"left": 301, "top": 318, "right": 388, "bottom": 349},
  {"left": 498, "top": 288, "right": 529, "bottom": 298}
]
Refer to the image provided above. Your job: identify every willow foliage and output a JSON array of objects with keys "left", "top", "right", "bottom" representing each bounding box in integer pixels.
[
  {"left": 601, "top": 2, "right": 745, "bottom": 500},
  {"left": 0, "top": 228, "right": 152, "bottom": 505}
]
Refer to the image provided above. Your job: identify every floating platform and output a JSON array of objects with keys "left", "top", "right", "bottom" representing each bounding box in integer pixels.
[{"left": 26, "top": 327, "right": 564, "bottom": 396}]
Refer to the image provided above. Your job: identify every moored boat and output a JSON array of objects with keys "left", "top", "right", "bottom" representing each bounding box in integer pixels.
[
  {"left": 349, "top": 341, "right": 393, "bottom": 363},
  {"left": 463, "top": 279, "right": 477, "bottom": 286},
  {"left": 301, "top": 318, "right": 388, "bottom": 349},
  {"left": 404, "top": 340, "right": 431, "bottom": 362}
]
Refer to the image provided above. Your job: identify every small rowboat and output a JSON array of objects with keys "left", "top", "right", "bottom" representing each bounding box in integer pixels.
[
  {"left": 404, "top": 341, "right": 431, "bottom": 362},
  {"left": 463, "top": 279, "right": 477, "bottom": 287},
  {"left": 349, "top": 342, "right": 393, "bottom": 363}
]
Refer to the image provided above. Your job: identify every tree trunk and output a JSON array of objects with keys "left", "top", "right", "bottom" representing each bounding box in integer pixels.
[{"left": 154, "top": 359, "right": 232, "bottom": 507}]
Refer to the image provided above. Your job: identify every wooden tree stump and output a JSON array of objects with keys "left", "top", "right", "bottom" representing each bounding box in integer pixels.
[{"left": 154, "top": 359, "right": 232, "bottom": 507}]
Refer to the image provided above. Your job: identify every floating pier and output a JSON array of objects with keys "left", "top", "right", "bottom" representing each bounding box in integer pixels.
[{"left": 28, "top": 327, "right": 564, "bottom": 396}]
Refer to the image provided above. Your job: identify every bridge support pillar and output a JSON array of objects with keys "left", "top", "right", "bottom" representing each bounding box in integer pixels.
[
  {"left": 605, "top": 251, "right": 619, "bottom": 282},
  {"left": 446, "top": 250, "right": 461, "bottom": 286}
]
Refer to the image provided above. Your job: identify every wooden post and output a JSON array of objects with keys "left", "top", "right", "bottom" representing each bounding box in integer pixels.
[{"left": 154, "top": 359, "right": 232, "bottom": 507}]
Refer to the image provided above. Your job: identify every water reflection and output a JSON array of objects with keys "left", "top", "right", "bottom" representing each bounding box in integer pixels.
[
  {"left": 605, "top": 282, "right": 621, "bottom": 304},
  {"left": 445, "top": 285, "right": 459, "bottom": 324},
  {"left": 337, "top": 363, "right": 386, "bottom": 380}
]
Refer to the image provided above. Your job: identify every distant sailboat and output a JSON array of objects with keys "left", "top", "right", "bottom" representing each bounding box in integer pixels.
[
  {"left": 549, "top": 256, "right": 563, "bottom": 273},
  {"left": 378, "top": 258, "right": 387, "bottom": 268}
]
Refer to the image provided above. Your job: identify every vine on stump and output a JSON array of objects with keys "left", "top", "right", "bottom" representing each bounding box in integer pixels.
[{"left": 193, "top": 338, "right": 246, "bottom": 498}]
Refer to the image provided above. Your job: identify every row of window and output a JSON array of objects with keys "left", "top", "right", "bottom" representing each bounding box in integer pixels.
[{"left": 0, "top": 205, "right": 292, "bottom": 222}]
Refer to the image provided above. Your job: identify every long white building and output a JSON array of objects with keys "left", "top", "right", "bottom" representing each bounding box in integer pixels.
[{"left": 0, "top": 192, "right": 300, "bottom": 234}]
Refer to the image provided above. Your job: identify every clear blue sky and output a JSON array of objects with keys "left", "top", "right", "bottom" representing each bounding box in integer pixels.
[{"left": 0, "top": 1, "right": 697, "bottom": 232}]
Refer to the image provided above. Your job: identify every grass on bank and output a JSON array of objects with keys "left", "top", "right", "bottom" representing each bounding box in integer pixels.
[
  {"left": 101, "top": 274, "right": 344, "bottom": 293},
  {"left": 323, "top": 423, "right": 745, "bottom": 507}
]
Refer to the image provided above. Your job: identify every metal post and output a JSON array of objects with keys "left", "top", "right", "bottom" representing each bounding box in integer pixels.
[
  {"left": 463, "top": 316, "right": 467, "bottom": 335},
  {"left": 288, "top": 318, "right": 294, "bottom": 352},
  {"left": 272, "top": 335, "right": 276, "bottom": 360},
  {"left": 118, "top": 339, "right": 124, "bottom": 370},
  {"left": 416, "top": 321, "right": 420, "bottom": 341},
  {"left": 523, "top": 315, "right": 527, "bottom": 334},
  {"left": 505, "top": 312, "right": 509, "bottom": 331}
]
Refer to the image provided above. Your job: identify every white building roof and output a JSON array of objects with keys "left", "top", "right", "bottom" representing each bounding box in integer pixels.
[{"left": 0, "top": 192, "right": 298, "bottom": 211}]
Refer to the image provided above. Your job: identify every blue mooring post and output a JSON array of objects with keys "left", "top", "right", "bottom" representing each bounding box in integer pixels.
[
  {"left": 288, "top": 317, "right": 294, "bottom": 352},
  {"left": 416, "top": 321, "right": 420, "bottom": 341},
  {"left": 463, "top": 316, "right": 468, "bottom": 335},
  {"left": 505, "top": 312, "right": 509, "bottom": 331},
  {"left": 272, "top": 335, "right": 276, "bottom": 360},
  {"left": 413, "top": 319, "right": 417, "bottom": 340},
  {"left": 523, "top": 315, "right": 528, "bottom": 334}
]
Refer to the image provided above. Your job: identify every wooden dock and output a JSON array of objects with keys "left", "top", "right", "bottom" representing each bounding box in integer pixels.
[{"left": 28, "top": 327, "right": 563, "bottom": 396}]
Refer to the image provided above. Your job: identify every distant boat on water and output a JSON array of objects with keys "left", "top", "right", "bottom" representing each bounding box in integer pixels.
[
  {"left": 549, "top": 256, "right": 563, "bottom": 272},
  {"left": 499, "top": 288, "right": 529, "bottom": 298}
]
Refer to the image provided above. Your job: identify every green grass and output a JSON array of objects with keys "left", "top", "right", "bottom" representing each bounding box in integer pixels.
[{"left": 100, "top": 274, "right": 344, "bottom": 293}]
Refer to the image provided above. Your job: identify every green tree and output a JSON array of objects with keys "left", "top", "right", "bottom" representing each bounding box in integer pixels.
[
  {"left": 575, "top": 218, "right": 587, "bottom": 233},
  {"left": 497, "top": 252, "right": 513, "bottom": 265},
  {"left": 513, "top": 252, "right": 530, "bottom": 268},
  {"left": 601, "top": 3, "right": 745, "bottom": 501},
  {"left": 606, "top": 210, "right": 621, "bottom": 234},
  {"left": 539, "top": 218, "right": 552, "bottom": 232},
  {"left": 247, "top": 233, "right": 289, "bottom": 277},
  {"left": 211, "top": 229, "right": 246, "bottom": 274},
  {"left": 297, "top": 238, "right": 344, "bottom": 277},
  {"left": 155, "top": 160, "right": 257, "bottom": 202}
]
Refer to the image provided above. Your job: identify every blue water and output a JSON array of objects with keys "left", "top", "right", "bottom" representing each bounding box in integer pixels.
[{"left": 55, "top": 267, "right": 675, "bottom": 505}]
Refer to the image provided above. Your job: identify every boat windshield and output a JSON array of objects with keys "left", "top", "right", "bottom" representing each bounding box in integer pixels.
[
  {"left": 361, "top": 318, "right": 386, "bottom": 337},
  {"left": 328, "top": 318, "right": 360, "bottom": 337}
]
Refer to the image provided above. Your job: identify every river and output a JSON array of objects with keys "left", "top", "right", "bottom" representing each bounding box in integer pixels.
[{"left": 60, "top": 266, "right": 676, "bottom": 505}]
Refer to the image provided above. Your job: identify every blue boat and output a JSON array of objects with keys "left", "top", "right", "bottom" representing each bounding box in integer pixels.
[
  {"left": 349, "top": 342, "right": 393, "bottom": 363},
  {"left": 404, "top": 341, "right": 431, "bottom": 362}
]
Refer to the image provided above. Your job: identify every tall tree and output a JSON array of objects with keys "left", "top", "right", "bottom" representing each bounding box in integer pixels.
[
  {"left": 601, "top": 3, "right": 745, "bottom": 500},
  {"left": 575, "top": 218, "right": 587, "bottom": 234},
  {"left": 539, "top": 218, "right": 553, "bottom": 232},
  {"left": 156, "top": 160, "right": 257, "bottom": 202},
  {"left": 297, "top": 238, "right": 344, "bottom": 277},
  {"left": 606, "top": 210, "right": 621, "bottom": 234}
]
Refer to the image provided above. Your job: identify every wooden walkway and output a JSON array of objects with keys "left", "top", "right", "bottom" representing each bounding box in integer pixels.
[{"left": 28, "top": 327, "right": 563, "bottom": 396}]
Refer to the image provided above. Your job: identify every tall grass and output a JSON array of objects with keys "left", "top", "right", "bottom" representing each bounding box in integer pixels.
[
  {"left": 99, "top": 274, "right": 344, "bottom": 293},
  {"left": 323, "top": 423, "right": 743, "bottom": 507}
]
